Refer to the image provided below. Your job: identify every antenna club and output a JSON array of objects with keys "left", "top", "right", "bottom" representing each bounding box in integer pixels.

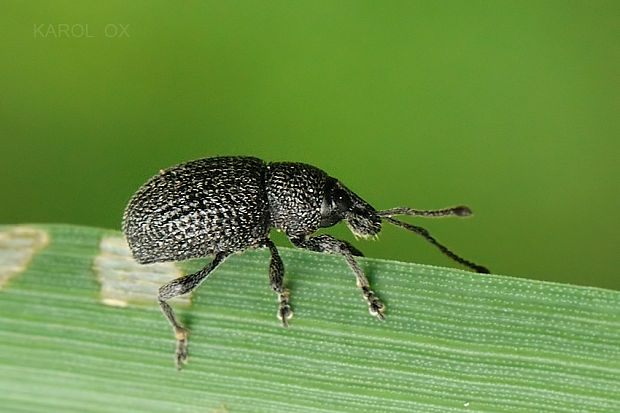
[{"left": 454, "top": 206, "right": 473, "bottom": 217}]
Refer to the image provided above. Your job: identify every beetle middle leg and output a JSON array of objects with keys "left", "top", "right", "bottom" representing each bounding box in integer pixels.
[
  {"left": 263, "top": 239, "right": 293, "bottom": 327},
  {"left": 291, "top": 234, "right": 385, "bottom": 320},
  {"left": 158, "top": 251, "right": 230, "bottom": 369}
]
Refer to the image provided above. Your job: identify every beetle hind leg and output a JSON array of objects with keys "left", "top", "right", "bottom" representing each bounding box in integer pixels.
[{"left": 158, "top": 251, "right": 230, "bottom": 369}]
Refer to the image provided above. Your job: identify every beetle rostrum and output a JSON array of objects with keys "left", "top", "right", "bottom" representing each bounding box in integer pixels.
[{"left": 122, "top": 156, "right": 489, "bottom": 369}]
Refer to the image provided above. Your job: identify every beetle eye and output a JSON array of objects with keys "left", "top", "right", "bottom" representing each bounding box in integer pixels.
[{"left": 332, "top": 187, "right": 353, "bottom": 211}]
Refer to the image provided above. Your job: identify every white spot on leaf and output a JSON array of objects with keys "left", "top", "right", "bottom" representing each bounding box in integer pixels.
[
  {"left": 94, "top": 236, "right": 189, "bottom": 307},
  {"left": 0, "top": 227, "right": 49, "bottom": 288}
]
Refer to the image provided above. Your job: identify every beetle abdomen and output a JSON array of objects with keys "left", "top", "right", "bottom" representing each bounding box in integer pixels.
[{"left": 123, "top": 157, "right": 270, "bottom": 264}]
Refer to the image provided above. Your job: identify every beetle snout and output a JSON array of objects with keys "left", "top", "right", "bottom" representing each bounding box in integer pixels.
[{"left": 346, "top": 208, "right": 382, "bottom": 238}]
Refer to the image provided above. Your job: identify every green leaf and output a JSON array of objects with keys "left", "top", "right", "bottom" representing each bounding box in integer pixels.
[{"left": 0, "top": 224, "right": 618, "bottom": 412}]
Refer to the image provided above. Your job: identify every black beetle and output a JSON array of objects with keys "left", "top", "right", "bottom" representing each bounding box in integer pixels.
[{"left": 123, "top": 156, "right": 488, "bottom": 369}]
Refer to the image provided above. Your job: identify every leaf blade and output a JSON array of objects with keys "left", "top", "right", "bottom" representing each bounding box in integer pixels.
[{"left": 0, "top": 224, "right": 618, "bottom": 412}]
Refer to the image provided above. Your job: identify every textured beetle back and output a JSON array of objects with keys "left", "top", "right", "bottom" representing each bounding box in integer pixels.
[{"left": 123, "top": 157, "right": 271, "bottom": 264}]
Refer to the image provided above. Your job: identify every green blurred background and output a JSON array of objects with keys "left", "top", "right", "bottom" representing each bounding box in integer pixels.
[{"left": 1, "top": 1, "right": 618, "bottom": 289}]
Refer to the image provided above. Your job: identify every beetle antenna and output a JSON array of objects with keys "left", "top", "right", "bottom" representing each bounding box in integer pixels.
[
  {"left": 381, "top": 215, "right": 490, "bottom": 273},
  {"left": 377, "top": 205, "right": 472, "bottom": 218}
]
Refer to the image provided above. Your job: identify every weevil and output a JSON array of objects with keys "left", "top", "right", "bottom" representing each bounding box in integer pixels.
[{"left": 122, "top": 156, "right": 488, "bottom": 369}]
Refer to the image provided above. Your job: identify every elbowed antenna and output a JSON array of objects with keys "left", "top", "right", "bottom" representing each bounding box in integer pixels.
[{"left": 377, "top": 206, "right": 490, "bottom": 274}]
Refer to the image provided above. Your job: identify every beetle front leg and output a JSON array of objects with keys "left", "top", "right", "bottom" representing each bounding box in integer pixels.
[
  {"left": 263, "top": 239, "right": 293, "bottom": 326},
  {"left": 158, "top": 251, "right": 229, "bottom": 369},
  {"left": 291, "top": 234, "right": 385, "bottom": 320}
]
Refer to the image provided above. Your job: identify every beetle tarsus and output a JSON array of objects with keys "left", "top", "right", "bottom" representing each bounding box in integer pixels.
[
  {"left": 174, "top": 328, "right": 189, "bottom": 370},
  {"left": 363, "top": 286, "right": 386, "bottom": 320},
  {"left": 277, "top": 290, "right": 293, "bottom": 327}
]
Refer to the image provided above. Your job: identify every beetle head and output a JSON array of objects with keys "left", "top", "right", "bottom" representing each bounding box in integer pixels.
[{"left": 320, "top": 177, "right": 382, "bottom": 238}]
